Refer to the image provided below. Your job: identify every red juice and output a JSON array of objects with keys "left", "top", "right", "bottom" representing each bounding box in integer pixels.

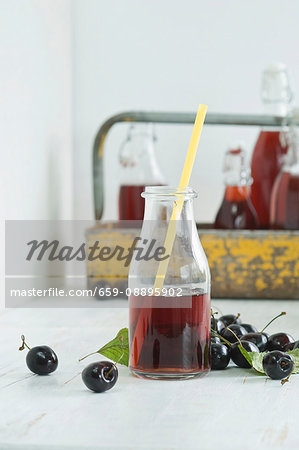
[
  {"left": 270, "top": 172, "right": 299, "bottom": 229},
  {"left": 214, "top": 186, "right": 259, "bottom": 229},
  {"left": 250, "top": 131, "right": 288, "bottom": 228},
  {"left": 118, "top": 185, "right": 146, "bottom": 221},
  {"left": 129, "top": 293, "right": 211, "bottom": 378}
]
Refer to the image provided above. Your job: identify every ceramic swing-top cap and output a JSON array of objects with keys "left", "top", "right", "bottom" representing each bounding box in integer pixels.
[
  {"left": 262, "top": 62, "right": 293, "bottom": 104},
  {"left": 223, "top": 144, "right": 252, "bottom": 186}
]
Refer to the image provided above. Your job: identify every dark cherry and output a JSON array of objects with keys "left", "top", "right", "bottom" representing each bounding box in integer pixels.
[
  {"left": 221, "top": 324, "right": 247, "bottom": 344},
  {"left": 82, "top": 361, "right": 118, "bottom": 393},
  {"left": 211, "top": 317, "right": 225, "bottom": 334},
  {"left": 211, "top": 344, "right": 230, "bottom": 370},
  {"left": 26, "top": 346, "right": 58, "bottom": 375},
  {"left": 262, "top": 351, "right": 294, "bottom": 380},
  {"left": 241, "top": 324, "right": 258, "bottom": 334},
  {"left": 241, "top": 332, "right": 268, "bottom": 352},
  {"left": 219, "top": 314, "right": 241, "bottom": 327},
  {"left": 230, "top": 341, "right": 259, "bottom": 368},
  {"left": 285, "top": 340, "right": 299, "bottom": 351},
  {"left": 211, "top": 336, "right": 221, "bottom": 344},
  {"left": 267, "top": 333, "right": 294, "bottom": 352},
  {"left": 19, "top": 335, "right": 58, "bottom": 375}
]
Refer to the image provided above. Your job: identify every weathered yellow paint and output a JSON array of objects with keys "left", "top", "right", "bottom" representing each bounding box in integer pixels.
[
  {"left": 86, "top": 225, "right": 299, "bottom": 299},
  {"left": 294, "top": 261, "right": 299, "bottom": 277},
  {"left": 200, "top": 230, "right": 299, "bottom": 298},
  {"left": 255, "top": 278, "right": 267, "bottom": 292}
]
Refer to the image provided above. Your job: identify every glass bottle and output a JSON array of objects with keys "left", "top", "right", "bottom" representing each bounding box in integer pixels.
[
  {"left": 270, "top": 114, "right": 299, "bottom": 230},
  {"left": 118, "top": 124, "right": 165, "bottom": 221},
  {"left": 250, "top": 63, "right": 293, "bottom": 228},
  {"left": 214, "top": 145, "right": 259, "bottom": 229},
  {"left": 129, "top": 186, "right": 211, "bottom": 380}
]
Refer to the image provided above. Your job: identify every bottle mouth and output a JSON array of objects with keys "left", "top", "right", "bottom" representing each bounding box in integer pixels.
[{"left": 142, "top": 186, "right": 197, "bottom": 199}]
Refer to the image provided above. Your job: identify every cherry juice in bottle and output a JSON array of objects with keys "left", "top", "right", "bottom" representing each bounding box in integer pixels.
[
  {"left": 214, "top": 146, "right": 259, "bottom": 229},
  {"left": 129, "top": 292, "right": 211, "bottom": 377},
  {"left": 118, "top": 185, "right": 146, "bottom": 221},
  {"left": 128, "top": 186, "right": 211, "bottom": 380},
  {"left": 250, "top": 131, "right": 288, "bottom": 228},
  {"left": 215, "top": 185, "right": 259, "bottom": 229},
  {"left": 118, "top": 125, "right": 165, "bottom": 221},
  {"left": 270, "top": 172, "right": 299, "bottom": 230},
  {"left": 250, "top": 63, "right": 293, "bottom": 228}
]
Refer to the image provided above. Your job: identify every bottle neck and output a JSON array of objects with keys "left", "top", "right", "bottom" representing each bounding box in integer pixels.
[
  {"left": 224, "top": 185, "right": 251, "bottom": 202},
  {"left": 143, "top": 197, "right": 195, "bottom": 222},
  {"left": 119, "top": 124, "right": 164, "bottom": 185},
  {"left": 222, "top": 147, "right": 252, "bottom": 188},
  {"left": 142, "top": 187, "right": 197, "bottom": 222},
  {"left": 260, "top": 64, "right": 293, "bottom": 125},
  {"left": 262, "top": 102, "right": 289, "bottom": 117},
  {"left": 283, "top": 139, "right": 299, "bottom": 175}
]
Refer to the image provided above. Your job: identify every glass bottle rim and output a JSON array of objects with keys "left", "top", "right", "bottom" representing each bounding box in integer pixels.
[{"left": 142, "top": 186, "right": 197, "bottom": 199}]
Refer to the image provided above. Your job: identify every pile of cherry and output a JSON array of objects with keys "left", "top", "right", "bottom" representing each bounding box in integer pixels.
[
  {"left": 18, "top": 312, "right": 296, "bottom": 394},
  {"left": 211, "top": 313, "right": 297, "bottom": 380}
]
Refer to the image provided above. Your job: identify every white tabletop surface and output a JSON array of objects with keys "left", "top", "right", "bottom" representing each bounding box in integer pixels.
[{"left": 0, "top": 298, "right": 299, "bottom": 450}]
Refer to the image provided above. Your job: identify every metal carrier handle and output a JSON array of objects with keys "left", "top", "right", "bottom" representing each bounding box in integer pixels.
[{"left": 93, "top": 111, "right": 295, "bottom": 220}]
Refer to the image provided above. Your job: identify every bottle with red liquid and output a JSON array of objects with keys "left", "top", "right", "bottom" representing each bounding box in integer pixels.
[
  {"left": 250, "top": 63, "right": 293, "bottom": 228},
  {"left": 118, "top": 124, "right": 165, "bottom": 220},
  {"left": 129, "top": 186, "right": 211, "bottom": 380},
  {"left": 214, "top": 145, "right": 259, "bottom": 229},
  {"left": 270, "top": 113, "right": 299, "bottom": 230}
]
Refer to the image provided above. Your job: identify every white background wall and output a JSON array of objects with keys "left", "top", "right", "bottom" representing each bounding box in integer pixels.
[
  {"left": 72, "top": 0, "right": 299, "bottom": 222},
  {"left": 1, "top": 0, "right": 73, "bottom": 221},
  {"left": 0, "top": 0, "right": 72, "bottom": 308}
]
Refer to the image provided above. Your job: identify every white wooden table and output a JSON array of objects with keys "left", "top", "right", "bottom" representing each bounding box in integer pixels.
[{"left": 0, "top": 298, "right": 298, "bottom": 450}]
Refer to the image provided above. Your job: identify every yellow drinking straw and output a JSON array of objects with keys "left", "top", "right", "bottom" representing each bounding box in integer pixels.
[{"left": 153, "top": 104, "right": 207, "bottom": 292}]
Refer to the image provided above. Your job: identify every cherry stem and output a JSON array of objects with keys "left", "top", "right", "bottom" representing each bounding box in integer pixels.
[
  {"left": 231, "top": 313, "right": 241, "bottom": 325},
  {"left": 261, "top": 312, "right": 286, "bottom": 333},
  {"left": 106, "top": 348, "right": 125, "bottom": 378},
  {"left": 225, "top": 326, "right": 244, "bottom": 347},
  {"left": 281, "top": 374, "right": 291, "bottom": 386},
  {"left": 79, "top": 335, "right": 126, "bottom": 376},
  {"left": 211, "top": 328, "right": 233, "bottom": 347},
  {"left": 106, "top": 336, "right": 125, "bottom": 378},
  {"left": 211, "top": 310, "right": 217, "bottom": 330},
  {"left": 78, "top": 351, "right": 98, "bottom": 362},
  {"left": 19, "top": 335, "right": 31, "bottom": 351},
  {"left": 210, "top": 309, "right": 218, "bottom": 319},
  {"left": 210, "top": 306, "right": 223, "bottom": 317}
]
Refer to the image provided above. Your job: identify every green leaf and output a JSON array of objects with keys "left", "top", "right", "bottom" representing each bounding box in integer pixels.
[
  {"left": 238, "top": 348, "right": 267, "bottom": 374},
  {"left": 97, "top": 328, "right": 129, "bottom": 366},
  {"left": 238, "top": 345, "right": 253, "bottom": 366},
  {"left": 238, "top": 346, "right": 266, "bottom": 374},
  {"left": 286, "top": 348, "right": 299, "bottom": 374},
  {"left": 249, "top": 352, "right": 265, "bottom": 373},
  {"left": 79, "top": 328, "right": 129, "bottom": 366}
]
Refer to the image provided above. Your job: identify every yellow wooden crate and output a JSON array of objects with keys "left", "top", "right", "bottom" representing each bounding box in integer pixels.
[{"left": 86, "top": 224, "right": 299, "bottom": 299}]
